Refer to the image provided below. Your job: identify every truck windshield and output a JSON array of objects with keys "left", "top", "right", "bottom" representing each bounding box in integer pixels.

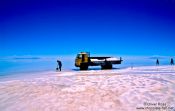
[{"left": 76, "top": 54, "right": 82, "bottom": 58}]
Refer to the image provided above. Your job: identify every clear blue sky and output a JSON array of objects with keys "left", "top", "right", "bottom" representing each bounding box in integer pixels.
[{"left": 0, "top": 0, "right": 175, "bottom": 56}]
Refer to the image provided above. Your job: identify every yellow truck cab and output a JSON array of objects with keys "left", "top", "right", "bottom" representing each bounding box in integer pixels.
[{"left": 75, "top": 52, "right": 89, "bottom": 67}]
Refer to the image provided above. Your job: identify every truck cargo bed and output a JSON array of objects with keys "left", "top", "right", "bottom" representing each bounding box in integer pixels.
[{"left": 89, "top": 57, "right": 122, "bottom": 66}]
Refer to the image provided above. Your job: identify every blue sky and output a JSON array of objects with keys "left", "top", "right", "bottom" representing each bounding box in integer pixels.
[{"left": 1, "top": 0, "right": 175, "bottom": 56}]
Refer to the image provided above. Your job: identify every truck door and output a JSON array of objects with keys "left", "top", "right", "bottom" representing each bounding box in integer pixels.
[{"left": 82, "top": 54, "right": 85, "bottom": 62}]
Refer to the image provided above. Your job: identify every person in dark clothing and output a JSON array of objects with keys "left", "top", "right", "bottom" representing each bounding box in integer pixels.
[
  {"left": 56, "top": 60, "right": 62, "bottom": 71},
  {"left": 156, "top": 59, "right": 159, "bottom": 66},
  {"left": 170, "top": 58, "right": 174, "bottom": 65}
]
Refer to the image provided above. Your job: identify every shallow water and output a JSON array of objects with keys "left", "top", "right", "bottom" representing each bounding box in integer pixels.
[{"left": 0, "top": 55, "right": 172, "bottom": 79}]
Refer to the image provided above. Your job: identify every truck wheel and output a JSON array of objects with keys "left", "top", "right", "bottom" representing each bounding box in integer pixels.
[
  {"left": 107, "top": 64, "right": 112, "bottom": 69},
  {"left": 101, "top": 62, "right": 112, "bottom": 69},
  {"left": 80, "top": 63, "right": 88, "bottom": 70}
]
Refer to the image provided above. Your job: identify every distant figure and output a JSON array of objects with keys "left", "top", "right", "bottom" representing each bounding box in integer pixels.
[
  {"left": 170, "top": 58, "right": 174, "bottom": 65},
  {"left": 156, "top": 59, "right": 159, "bottom": 66},
  {"left": 56, "top": 60, "right": 62, "bottom": 71}
]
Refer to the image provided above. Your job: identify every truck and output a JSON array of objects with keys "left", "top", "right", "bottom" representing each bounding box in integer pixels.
[{"left": 75, "top": 52, "right": 122, "bottom": 70}]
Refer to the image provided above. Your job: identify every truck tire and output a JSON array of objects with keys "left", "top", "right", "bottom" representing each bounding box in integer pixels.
[
  {"left": 101, "top": 62, "right": 112, "bottom": 69},
  {"left": 80, "top": 63, "right": 88, "bottom": 70}
]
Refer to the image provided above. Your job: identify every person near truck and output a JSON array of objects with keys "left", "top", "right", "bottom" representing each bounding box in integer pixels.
[{"left": 56, "top": 60, "right": 62, "bottom": 71}]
